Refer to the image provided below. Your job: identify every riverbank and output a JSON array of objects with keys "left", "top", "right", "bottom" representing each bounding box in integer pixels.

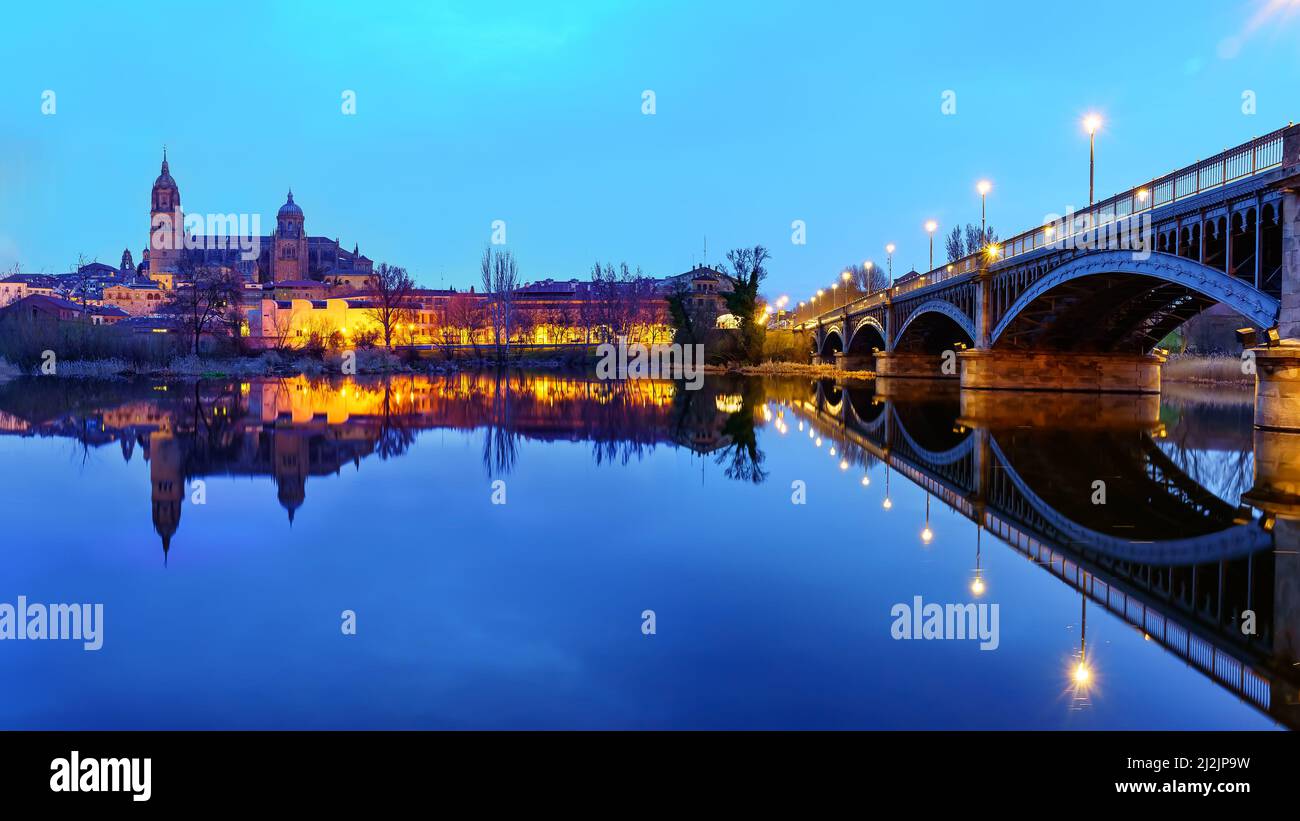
[
  {"left": 1161, "top": 354, "right": 1253, "bottom": 386},
  {"left": 0, "top": 350, "right": 589, "bottom": 380},
  {"left": 0, "top": 351, "right": 1247, "bottom": 387},
  {"left": 718, "top": 361, "right": 875, "bottom": 380}
]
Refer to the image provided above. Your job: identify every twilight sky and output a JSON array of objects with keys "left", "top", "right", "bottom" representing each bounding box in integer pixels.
[{"left": 1, "top": 0, "right": 1298, "bottom": 298}]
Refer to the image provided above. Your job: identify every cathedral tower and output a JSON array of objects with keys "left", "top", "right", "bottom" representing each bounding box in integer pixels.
[
  {"left": 272, "top": 190, "right": 308, "bottom": 282},
  {"left": 149, "top": 149, "right": 183, "bottom": 273}
]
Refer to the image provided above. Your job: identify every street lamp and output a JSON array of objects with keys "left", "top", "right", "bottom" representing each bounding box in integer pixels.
[
  {"left": 924, "top": 220, "right": 938, "bottom": 271},
  {"left": 1084, "top": 114, "right": 1102, "bottom": 206},
  {"left": 863, "top": 260, "right": 875, "bottom": 294},
  {"left": 885, "top": 243, "right": 895, "bottom": 285},
  {"left": 976, "top": 180, "right": 991, "bottom": 242}
]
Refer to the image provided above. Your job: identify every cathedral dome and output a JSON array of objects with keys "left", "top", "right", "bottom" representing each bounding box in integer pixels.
[{"left": 278, "top": 190, "right": 303, "bottom": 218}]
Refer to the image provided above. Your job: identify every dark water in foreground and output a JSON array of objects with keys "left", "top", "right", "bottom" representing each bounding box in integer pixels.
[{"left": 0, "top": 372, "right": 1290, "bottom": 729}]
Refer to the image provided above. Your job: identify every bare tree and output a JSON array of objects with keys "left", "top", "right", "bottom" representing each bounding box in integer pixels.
[
  {"left": 480, "top": 247, "right": 519, "bottom": 359},
  {"left": 844, "top": 261, "right": 891, "bottom": 295},
  {"left": 364, "top": 262, "right": 416, "bottom": 349},
  {"left": 69, "top": 253, "right": 96, "bottom": 317},
  {"left": 162, "top": 261, "right": 244, "bottom": 354}
]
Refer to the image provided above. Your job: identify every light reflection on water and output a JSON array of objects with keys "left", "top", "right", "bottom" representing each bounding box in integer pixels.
[{"left": 0, "top": 373, "right": 1290, "bottom": 730}]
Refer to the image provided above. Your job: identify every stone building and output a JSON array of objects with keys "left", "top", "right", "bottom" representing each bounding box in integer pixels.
[{"left": 145, "top": 150, "right": 373, "bottom": 285}]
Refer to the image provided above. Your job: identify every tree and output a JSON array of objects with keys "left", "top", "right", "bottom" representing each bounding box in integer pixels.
[
  {"left": 69, "top": 253, "right": 96, "bottom": 317},
  {"left": 364, "top": 262, "right": 416, "bottom": 349},
  {"left": 162, "top": 262, "right": 244, "bottom": 354},
  {"left": 666, "top": 278, "right": 702, "bottom": 346},
  {"left": 844, "top": 261, "right": 891, "bottom": 295},
  {"left": 945, "top": 227, "right": 966, "bottom": 263},
  {"left": 480, "top": 247, "right": 519, "bottom": 358},
  {"left": 964, "top": 223, "right": 998, "bottom": 256},
  {"left": 723, "top": 245, "right": 770, "bottom": 363}
]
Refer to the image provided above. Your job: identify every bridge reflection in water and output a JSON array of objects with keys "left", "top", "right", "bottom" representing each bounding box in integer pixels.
[{"left": 779, "top": 377, "right": 1300, "bottom": 730}]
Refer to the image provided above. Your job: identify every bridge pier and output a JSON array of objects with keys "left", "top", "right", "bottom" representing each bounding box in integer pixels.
[
  {"left": 833, "top": 352, "right": 874, "bottom": 371},
  {"left": 958, "top": 350, "right": 1164, "bottom": 393},
  {"left": 1252, "top": 344, "right": 1300, "bottom": 431},
  {"left": 1243, "top": 424, "right": 1300, "bottom": 664},
  {"left": 873, "top": 351, "right": 957, "bottom": 380}
]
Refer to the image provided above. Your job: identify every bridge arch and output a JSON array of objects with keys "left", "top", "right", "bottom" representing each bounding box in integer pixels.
[
  {"left": 991, "top": 250, "right": 1280, "bottom": 352},
  {"left": 893, "top": 299, "right": 976, "bottom": 353},
  {"left": 817, "top": 327, "right": 845, "bottom": 358},
  {"left": 846, "top": 316, "right": 887, "bottom": 355}
]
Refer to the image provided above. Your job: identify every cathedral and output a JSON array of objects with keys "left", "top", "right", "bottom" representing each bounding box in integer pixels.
[{"left": 144, "top": 150, "right": 373, "bottom": 284}]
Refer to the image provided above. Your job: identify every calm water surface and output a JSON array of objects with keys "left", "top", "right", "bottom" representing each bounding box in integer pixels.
[{"left": 0, "top": 372, "right": 1289, "bottom": 729}]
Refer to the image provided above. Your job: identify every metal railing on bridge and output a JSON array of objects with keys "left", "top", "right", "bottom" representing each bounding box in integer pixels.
[{"left": 801, "top": 125, "right": 1290, "bottom": 327}]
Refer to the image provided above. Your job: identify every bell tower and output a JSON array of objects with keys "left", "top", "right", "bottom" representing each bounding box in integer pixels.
[
  {"left": 272, "top": 189, "right": 308, "bottom": 282},
  {"left": 149, "top": 148, "right": 183, "bottom": 272}
]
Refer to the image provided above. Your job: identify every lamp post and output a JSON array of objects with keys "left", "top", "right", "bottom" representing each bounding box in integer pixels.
[
  {"left": 924, "top": 221, "right": 938, "bottom": 271},
  {"left": 841, "top": 270, "right": 852, "bottom": 309},
  {"left": 885, "top": 243, "right": 895, "bottom": 286},
  {"left": 863, "top": 260, "right": 875, "bottom": 295},
  {"left": 1084, "top": 114, "right": 1102, "bottom": 206},
  {"left": 976, "top": 180, "right": 991, "bottom": 243}
]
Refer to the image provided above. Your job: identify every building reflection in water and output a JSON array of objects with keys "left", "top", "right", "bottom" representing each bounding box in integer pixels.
[{"left": 0, "top": 373, "right": 763, "bottom": 557}]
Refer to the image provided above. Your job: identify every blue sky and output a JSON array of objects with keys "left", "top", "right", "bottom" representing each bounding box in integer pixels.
[{"left": 2, "top": 0, "right": 1298, "bottom": 297}]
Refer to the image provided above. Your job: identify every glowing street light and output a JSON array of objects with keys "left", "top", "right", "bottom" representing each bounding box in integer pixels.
[
  {"left": 1084, "top": 114, "right": 1102, "bottom": 205},
  {"left": 976, "top": 180, "right": 991, "bottom": 240},
  {"left": 885, "top": 243, "right": 895, "bottom": 285},
  {"left": 924, "top": 220, "right": 938, "bottom": 270}
]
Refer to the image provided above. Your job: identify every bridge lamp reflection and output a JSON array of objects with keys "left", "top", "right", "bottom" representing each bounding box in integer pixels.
[
  {"left": 882, "top": 465, "right": 892, "bottom": 510},
  {"left": 920, "top": 493, "right": 933, "bottom": 544},
  {"left": 840, "top": 460, "right": 849, "bottom": 471},
  {"left": 970, "top": 526, "right": 985, "bottom": 597},
  {"left": 861, "top": 475, "right": 870, "bottom": 487}
]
